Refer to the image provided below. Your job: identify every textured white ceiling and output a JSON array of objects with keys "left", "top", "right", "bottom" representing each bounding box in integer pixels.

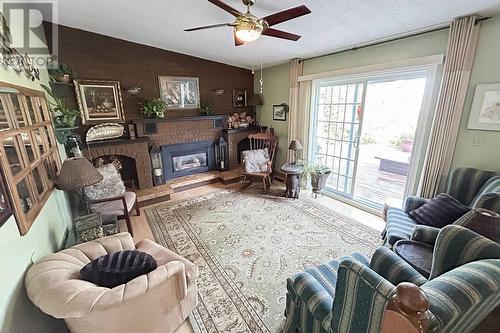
[{"left": 48, "top": 0, "right": 500, "bottom": 68}]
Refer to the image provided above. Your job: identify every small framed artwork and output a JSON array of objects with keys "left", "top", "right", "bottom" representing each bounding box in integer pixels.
[
  {"left": 74, "top": 79, "right": 125, "bottom": 125},
  {"left": 233, "top": 88, "right": 247, "bottom": 107},
  {"left": 0, "top": 167, "right": 13, "bottom": 227},
  {"left": 158, "top": 76, "right": 200, "bottom": 109},
  {"left": 467, "top": 83, "right": 500, "bottom": 131},
  {"left": 273, "top": 103, "right": 289, "bottom": 121}
]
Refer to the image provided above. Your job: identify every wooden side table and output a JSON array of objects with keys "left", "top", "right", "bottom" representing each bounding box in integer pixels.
[{"left": 281, "top": 163, "right": 303, "bottom": 199}]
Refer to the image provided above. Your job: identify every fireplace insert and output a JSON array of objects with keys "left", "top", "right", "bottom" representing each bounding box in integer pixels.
[{"left": 161, "top": 141, "right": 216, "bottom": 180}]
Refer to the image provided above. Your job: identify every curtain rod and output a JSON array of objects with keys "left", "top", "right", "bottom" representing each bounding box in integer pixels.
[{"left": 303, "top": 16, "right": 491, "bottom": 61}]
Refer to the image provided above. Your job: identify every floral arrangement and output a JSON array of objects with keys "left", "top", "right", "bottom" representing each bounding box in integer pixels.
[{"left": 227, "top": 112, "right": 255, "bottom": 129}]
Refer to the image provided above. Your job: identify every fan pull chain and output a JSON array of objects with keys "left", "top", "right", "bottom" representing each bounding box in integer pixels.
[{"left": 259, "top": 45, "right": 263, "bottom": 93}]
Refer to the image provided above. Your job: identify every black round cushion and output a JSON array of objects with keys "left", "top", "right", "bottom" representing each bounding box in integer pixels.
[{"left": 80, "top": 250, "right": 158, "bottom": 288}]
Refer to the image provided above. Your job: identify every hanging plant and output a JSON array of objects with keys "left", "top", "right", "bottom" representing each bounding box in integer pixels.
[{"left": 40, "top": 84, "right": 80, "bottom": 128}]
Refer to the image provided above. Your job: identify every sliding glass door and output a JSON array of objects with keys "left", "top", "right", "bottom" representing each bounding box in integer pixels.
[
  {"left": 313, "top": 82, "right": 365, "bottom": 197},
  {"left": 310, "top": 68, "right": 434, "bottom": 211}
]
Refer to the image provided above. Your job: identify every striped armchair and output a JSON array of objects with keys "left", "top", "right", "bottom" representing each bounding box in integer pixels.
[
  {"left": 284, "top": 225, "right": 500, "bottom": 333},
  {"left": 382, "top": 167, "right": 500, "bottom": 246}
]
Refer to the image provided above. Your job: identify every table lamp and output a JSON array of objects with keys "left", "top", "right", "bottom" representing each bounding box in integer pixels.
[
  {"left": 56, "top": 157, "right": 103, "bottom": 214},
  {"left": 288, "top": 139, "right": 303, "bottom": 164}
]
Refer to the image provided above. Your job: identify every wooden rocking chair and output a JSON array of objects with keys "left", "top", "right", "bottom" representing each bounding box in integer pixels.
[{"left": 242, "top": 132, "right": 278, "bottom": 194}]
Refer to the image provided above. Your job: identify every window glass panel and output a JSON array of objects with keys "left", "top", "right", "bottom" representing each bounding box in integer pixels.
[
  {"left": 24, "top": 96, "right": 38, "bottom": 125},
  {"left": 17, "top": 177, "right": 33, "bottom": 214},
  {"left": 33, "top": 129, "right": 46, "bottom": 155},
  {"left": 43, "top": 126, "right": 56, "bottom": 149},
  {"left": 20, "top": 132, "right": 38, "bottom": 164},
  {"left": 3, "top": 136, "right": 24, "bottom": 176},
  {"left": 0, "top": 97, "right": 11, "bottom": 131},
  {"left": 32, "top": 166, "right": 46, "bottom": 196},
  {"left": 38, "top": 98, "right": 51, "bottom": 122},
  {"left": 43, "top": 156, "right": 56, "bottom": 183},
  {"left": 9, "top": 94, "right": 27, "bottom": 127}
]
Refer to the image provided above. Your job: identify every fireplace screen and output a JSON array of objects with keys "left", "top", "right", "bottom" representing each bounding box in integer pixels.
[{"left": 172, "top": 153, "right": 207, "bottom": 172}]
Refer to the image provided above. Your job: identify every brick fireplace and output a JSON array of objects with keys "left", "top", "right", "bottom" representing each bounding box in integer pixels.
[
  {"left": 83, "top": 138, "right": 153, "bottom": 189},
  {"left": 82, "top": 117, "right": 266, "bottom": 190}
]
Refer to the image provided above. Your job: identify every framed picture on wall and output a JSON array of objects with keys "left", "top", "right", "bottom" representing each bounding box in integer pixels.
[
  {"left": 232, "top": 88, "right": 247, "bottom": 107},
  {"left": 158, "top": 76, "right": 200, "bottom": 109},
  {"left": 0, "top": 167, "right": 13, "bottom": 227},
  {"left": 467, "top": 83, "right": 500, "bottom": 131},
  {"left": 273, "top": 103, "right": 289, "bottom": 121},
  {"left": 74, "top": 79, "right": 125, "bottom": 125}
]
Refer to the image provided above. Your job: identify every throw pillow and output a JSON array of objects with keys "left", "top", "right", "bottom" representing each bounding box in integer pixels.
[
  {"left": 242, "top": 148, "right": 270, "bottom": 173},
  {"left": 80, "top": 250, "right": 157, "bottom": 288},
  {"left": 409, "top": 193, "right": 470, "bottom": 228},
  {"left": 85, "top": 163, "right": 126, "bottom": 200}
]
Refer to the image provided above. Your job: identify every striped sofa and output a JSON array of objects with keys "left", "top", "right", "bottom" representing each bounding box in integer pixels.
[
  {"left": 284, "top": 225, "right": 500, "bottom": 333},
  {"left": 382, "top": 167, "right": 500, "bottom": 246}
]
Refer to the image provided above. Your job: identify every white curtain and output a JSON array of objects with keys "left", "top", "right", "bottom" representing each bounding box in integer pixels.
[
  {"left": 420, "top": 16, "right": 481, "bottom": 197},
  {"left": 287, "top": 58, "right": 310, "bottom": 162}
]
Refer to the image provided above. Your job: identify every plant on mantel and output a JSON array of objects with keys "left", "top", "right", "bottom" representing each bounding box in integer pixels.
[
  {"left": 41, "top": 84, "right": 81, "bottom": 144},
  {"left": 139, "top": 98, "right": 167, "bottom": 118},
  {"left": 199, "top": 101, "right": 216, "bottom": 116}
]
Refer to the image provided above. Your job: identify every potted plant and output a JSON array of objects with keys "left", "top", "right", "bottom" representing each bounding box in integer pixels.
[
  {"left": 139, "top": 98, "right": 167, "bottom": 118},
  {"left": 199, "top": 101, "right": 215, "bottom": 116},
  {"left": 49, "top": 63, "right": 76, "bottom": 83},
  {"left": 297, "top": 160, "right": 331, "bottom": 195},
  {"left": 41, "top": 84, "right": 80, "bottom": 143}
]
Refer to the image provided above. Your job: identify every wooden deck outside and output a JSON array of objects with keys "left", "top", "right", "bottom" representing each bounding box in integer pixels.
[{"left": 354, "top": 156, "right": 407, "bottom": 207}]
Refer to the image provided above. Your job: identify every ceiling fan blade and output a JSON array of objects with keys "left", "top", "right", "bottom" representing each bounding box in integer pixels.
[
  {"left": 208, "top": 0, "right": 243, "bottom": 17},
  {"left": 262, "top": 5, "right": 311, "bottom": 27},
  {"left": 262, "top": 28, "right": 301, "bottom": 41},
  {"left": 184, "top": 23, "right": 234, "bottom": 32},
  {"left": 234, "top": 31, "right": 244, "bottom": 46}
]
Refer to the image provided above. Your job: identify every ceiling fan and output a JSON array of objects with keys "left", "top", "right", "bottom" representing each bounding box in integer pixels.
[{"left": 184, "top": 0, "right": 311, "bottom": 46}]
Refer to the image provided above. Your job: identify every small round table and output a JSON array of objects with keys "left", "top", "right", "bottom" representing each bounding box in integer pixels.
[{"left": 281, "top": 163, "right": 303, "bottom": 199}]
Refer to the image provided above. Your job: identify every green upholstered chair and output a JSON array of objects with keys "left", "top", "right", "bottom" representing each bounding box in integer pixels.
[
  {"left": 382, "top": 167, "right": 500, "bottom": 246},
  {"left": 284, "top": 225, "right": 500, "bottom": 333}
]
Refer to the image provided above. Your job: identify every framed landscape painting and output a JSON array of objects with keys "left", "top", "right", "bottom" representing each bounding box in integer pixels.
[
  {"left": 273, "top": 103, "right": 288, "bottom": 121},
  {"left": 158, "top": 76, "right": 200, "bottom": 109},
  {"left": 74, "top": 79, "right": 125, "bottom": 125},
  {"left": 467, "top": 83, "right": 500, "bottom": 131}
]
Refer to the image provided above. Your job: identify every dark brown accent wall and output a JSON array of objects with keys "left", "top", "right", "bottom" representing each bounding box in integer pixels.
[{"left": 43, "top": 23, "right": 254, "bottom": 122}]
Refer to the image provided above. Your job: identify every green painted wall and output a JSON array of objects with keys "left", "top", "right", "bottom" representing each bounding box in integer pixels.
[
  {"left": 257, "top": 15, "right": 500, "bottom": 174},
  {"left": 256, "top": 28, "right": 449, "bottom": 168},
  {"left": 0, "top": 13, "right": 72, "bottom": 333},
  {"left": 254, "top": 63, "right": 290, "bottom": 167},
  {"left": 452, "top": 15, "right": 500, "bottom": 172}
]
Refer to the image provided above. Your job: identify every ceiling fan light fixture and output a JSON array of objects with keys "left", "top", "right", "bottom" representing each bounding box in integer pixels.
[{"left": 234, "top": 20, "right": 263, "bottom": 42}]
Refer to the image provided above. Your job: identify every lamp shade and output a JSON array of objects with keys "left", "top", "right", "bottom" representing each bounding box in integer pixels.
[
  {"left": 248, "top": 94, "right": 263, "bottom": 106},
  {"left": 288, "top": 139, "right": 303, "bottom": 150},
  {"left": 55, "top": 157, "right": 103, "bottom": 191}
]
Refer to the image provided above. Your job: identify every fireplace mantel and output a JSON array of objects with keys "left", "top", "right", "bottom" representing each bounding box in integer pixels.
[{"left": 132, "top": 115, "right": 227, "bottom": 124}]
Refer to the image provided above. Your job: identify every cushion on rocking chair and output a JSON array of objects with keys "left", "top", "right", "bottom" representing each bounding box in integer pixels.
[{"left": 242, "top": 148, "right": 270, "bottom": 173}]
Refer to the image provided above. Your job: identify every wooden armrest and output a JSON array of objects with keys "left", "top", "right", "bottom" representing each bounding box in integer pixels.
[{"left": 88, "top": 195, "right": 126, "bottom": 204}]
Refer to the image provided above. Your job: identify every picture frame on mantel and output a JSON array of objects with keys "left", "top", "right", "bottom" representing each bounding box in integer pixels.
[
  {"left": 158, "top": 76, "right": 200, "bottom": 109},
  {"left": 74, "top": 79, "right": 125, "bottom": 125},
  {"left": 467, "top": 83, "right": 500, "bottom": 131}
]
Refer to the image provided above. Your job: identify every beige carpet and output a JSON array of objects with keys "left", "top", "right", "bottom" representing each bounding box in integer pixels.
[{"left": 146, "top": 186, "right": 381, "bottom": 333}]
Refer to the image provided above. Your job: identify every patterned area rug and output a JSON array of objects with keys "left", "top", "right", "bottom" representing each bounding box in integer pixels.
[{"left": 145, "top": 186, "right": 381, "bottom": 333}]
